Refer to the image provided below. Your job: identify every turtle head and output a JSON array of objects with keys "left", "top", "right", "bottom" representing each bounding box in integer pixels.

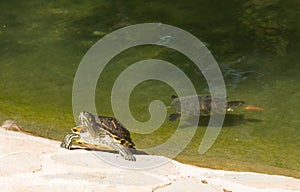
[
  {"left": 78, "top": 111, "right": 97, "bottom": 128},
  {"left": 226, "top": 101, "right": 245, "bottom": 111}
]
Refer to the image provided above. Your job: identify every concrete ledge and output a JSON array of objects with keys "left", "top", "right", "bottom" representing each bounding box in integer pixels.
[{"left": 0, "top": 129, "right": 299, "bottom": 192}]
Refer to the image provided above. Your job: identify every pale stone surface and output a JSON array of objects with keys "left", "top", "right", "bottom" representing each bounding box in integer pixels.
[{"left": 0, "top": 129, "right": 300, "bottom": 192}]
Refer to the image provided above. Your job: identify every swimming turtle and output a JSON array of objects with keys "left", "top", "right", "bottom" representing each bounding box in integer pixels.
[
  {"left": 169, "top": 95, "right": 245, "bottom": 121},
  {"left": 60, "top": 111, "right": 136, "bottom": 161}
]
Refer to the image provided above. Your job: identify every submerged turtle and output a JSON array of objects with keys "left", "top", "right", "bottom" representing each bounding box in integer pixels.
[
  {"left": 169, "top": 95, "right": 245, "bottom": 121},
  {"left": 61, "top": 111, "right": 136, "bottom": 161}
]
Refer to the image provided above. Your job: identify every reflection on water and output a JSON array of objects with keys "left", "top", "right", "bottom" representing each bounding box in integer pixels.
[
  {"left": 222, "top": 56, "right": 254, "bottom": 90},
  {"left": 0, "top": 0, "right": 299, "bottom": 177}
]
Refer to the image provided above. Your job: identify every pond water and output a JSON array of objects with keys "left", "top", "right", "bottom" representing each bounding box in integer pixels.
[{"left": 0, "top": 1, "right": 299, "bottom": 177}]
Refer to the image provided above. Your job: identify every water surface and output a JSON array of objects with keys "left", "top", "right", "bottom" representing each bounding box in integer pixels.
[{"left": 0, "top": 1, "right": 299, "bottom": 177}]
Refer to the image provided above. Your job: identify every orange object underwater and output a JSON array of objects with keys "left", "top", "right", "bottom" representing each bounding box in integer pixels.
[{"left": 244, "top": 105, "right": 264, "bottom": 111}]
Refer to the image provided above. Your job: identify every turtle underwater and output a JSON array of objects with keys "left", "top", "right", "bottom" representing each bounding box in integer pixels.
[
  {"left": 169, "top": 95, "right": 245, "bottom": 122},
  {"left": 61, "top": 111, "right": 136, "bottom": 161}
]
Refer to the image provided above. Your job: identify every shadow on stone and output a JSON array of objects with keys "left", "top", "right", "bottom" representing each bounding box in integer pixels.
[{"left": 70, "top": 146, "right": 148, "bottom": 155}]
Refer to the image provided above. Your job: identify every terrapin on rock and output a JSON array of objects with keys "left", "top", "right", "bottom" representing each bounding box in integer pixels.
[
  {"left": 169, "top": 95, "right": 245, "bottom": 121},
  {"left": 61, "top": 111, "right": 136, "bottom": 161}
]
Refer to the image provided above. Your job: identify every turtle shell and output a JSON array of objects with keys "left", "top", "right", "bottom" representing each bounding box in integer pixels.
[
  {"left": 171, "top": 95, "right": 202, "bottom": 115},
  {"left": 170, "top": 95, "right": 243, "bottom": 115},
  {"left": 97, "top": 116, "right": 135, "bottom": 149}
]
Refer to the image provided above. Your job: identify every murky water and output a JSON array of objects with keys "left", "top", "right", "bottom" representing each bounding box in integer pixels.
[{"left": 0, "top": 1, "right": 299, "bottom": 177}]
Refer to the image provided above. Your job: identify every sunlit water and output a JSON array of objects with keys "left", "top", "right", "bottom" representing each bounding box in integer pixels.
[{"left": 0, "top": 1, "right": 299, "bottom": 177}]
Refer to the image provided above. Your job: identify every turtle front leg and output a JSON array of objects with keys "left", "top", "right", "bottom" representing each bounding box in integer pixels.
[
  {"left": 60, "top": 133, "right": 80, "bottom": 150},
  {"left": 101, "top": 135, "right": 136, "bottom": 161}
]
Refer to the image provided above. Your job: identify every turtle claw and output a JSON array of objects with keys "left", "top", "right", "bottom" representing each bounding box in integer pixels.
[
  {"left": 124, "top": 154, "right": 136, "bottom": 161},
  {"left": 60, "top": 142, "right": 65, "bottom": 148},
  {"left": 60, "top": 141, "right": 71, "bottom": 150},
  {"left": 117, "top": 147, "right": 136, "bottom": 161}
]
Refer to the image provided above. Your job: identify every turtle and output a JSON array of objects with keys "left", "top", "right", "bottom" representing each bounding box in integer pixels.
[
  {"left": 169, "top": 95, "right": 245, "bottom": 121},
  {"left": 60, "top": 111, "right": 136, "bottom": 161}
]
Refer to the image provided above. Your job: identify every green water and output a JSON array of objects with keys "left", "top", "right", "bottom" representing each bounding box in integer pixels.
[{"left": 1, "top": 1, "right": 299, "bottom": 177}]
